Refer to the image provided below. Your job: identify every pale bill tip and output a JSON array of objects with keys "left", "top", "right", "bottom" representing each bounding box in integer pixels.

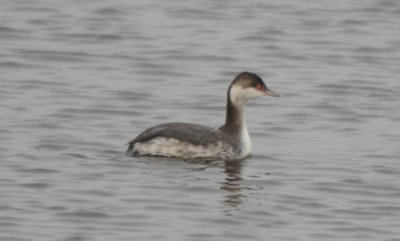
[{"left": 264, "top": 90, "right": 282, "bottom": 97}]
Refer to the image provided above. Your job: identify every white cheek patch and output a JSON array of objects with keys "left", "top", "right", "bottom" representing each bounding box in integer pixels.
[{"left": 230, "top": 85, "right": 265, "bottom": 105}]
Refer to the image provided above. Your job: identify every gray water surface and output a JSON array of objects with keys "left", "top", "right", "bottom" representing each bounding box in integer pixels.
[{"left": 1, "top": 0, "right": 400, "bottom": 240}]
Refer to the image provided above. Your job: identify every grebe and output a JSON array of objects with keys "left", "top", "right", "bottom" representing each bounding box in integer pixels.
[{"left": 127, "top": 72, "right": 279, "bottom": 160}]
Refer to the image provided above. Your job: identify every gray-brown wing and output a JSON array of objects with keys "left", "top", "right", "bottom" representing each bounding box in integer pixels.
[{"left": 128, "top": 122, "right": 236, "bottom": 148}]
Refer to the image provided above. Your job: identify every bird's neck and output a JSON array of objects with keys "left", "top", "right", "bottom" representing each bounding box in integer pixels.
[
  {"left": 219, "top": 87, "right": 252, "bottom": 157},
  {"left": 220, "top": 92, "right": 247, "bottom": 137},
  {"left": 220, "top": 96, "right": 251, "bottom": 157}
]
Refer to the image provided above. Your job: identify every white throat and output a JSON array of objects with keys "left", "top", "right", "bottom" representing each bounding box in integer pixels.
[{"left": 240, "top": 121, "right": 251, "bottom": 157}]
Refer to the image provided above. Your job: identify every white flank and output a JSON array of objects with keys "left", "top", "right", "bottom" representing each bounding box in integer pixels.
[{"left": 133, "top": 137, "right": 235, "bottom": 159}]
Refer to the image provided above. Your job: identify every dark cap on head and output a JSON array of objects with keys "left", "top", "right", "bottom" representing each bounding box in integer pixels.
[{"left": 231, "top": 71, "right": 268, "bottom": 90}]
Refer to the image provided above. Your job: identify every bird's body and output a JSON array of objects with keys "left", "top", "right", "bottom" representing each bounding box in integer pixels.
[{"left": 128, "top": 123, "right": 242, "bottom": 159}]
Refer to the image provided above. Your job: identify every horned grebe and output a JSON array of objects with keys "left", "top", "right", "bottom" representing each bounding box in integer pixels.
[{"left": 127, "top": 72, "right": 280, "bottom": 160}]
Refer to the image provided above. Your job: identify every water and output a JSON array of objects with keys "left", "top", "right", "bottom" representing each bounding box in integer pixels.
[{"left": 1, "top": 0, "right": 400, "bottom": 240}]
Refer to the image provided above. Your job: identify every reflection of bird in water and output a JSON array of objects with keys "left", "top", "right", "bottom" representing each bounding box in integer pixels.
[
  {"left": 221, "top": 160, "right": 245, "bottom": 208},
  {"left": 183, "top": 158, "right": 245, "bottom": 208}
]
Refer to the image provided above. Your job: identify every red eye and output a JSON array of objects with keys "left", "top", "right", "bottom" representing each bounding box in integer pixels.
[{"left": 256, "top": 84, "right": 263, "bottom": 90}]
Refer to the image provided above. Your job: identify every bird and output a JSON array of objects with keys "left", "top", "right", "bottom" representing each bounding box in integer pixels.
[{"left": 127, "top": 72, "right": 279, "bottom": 160}]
